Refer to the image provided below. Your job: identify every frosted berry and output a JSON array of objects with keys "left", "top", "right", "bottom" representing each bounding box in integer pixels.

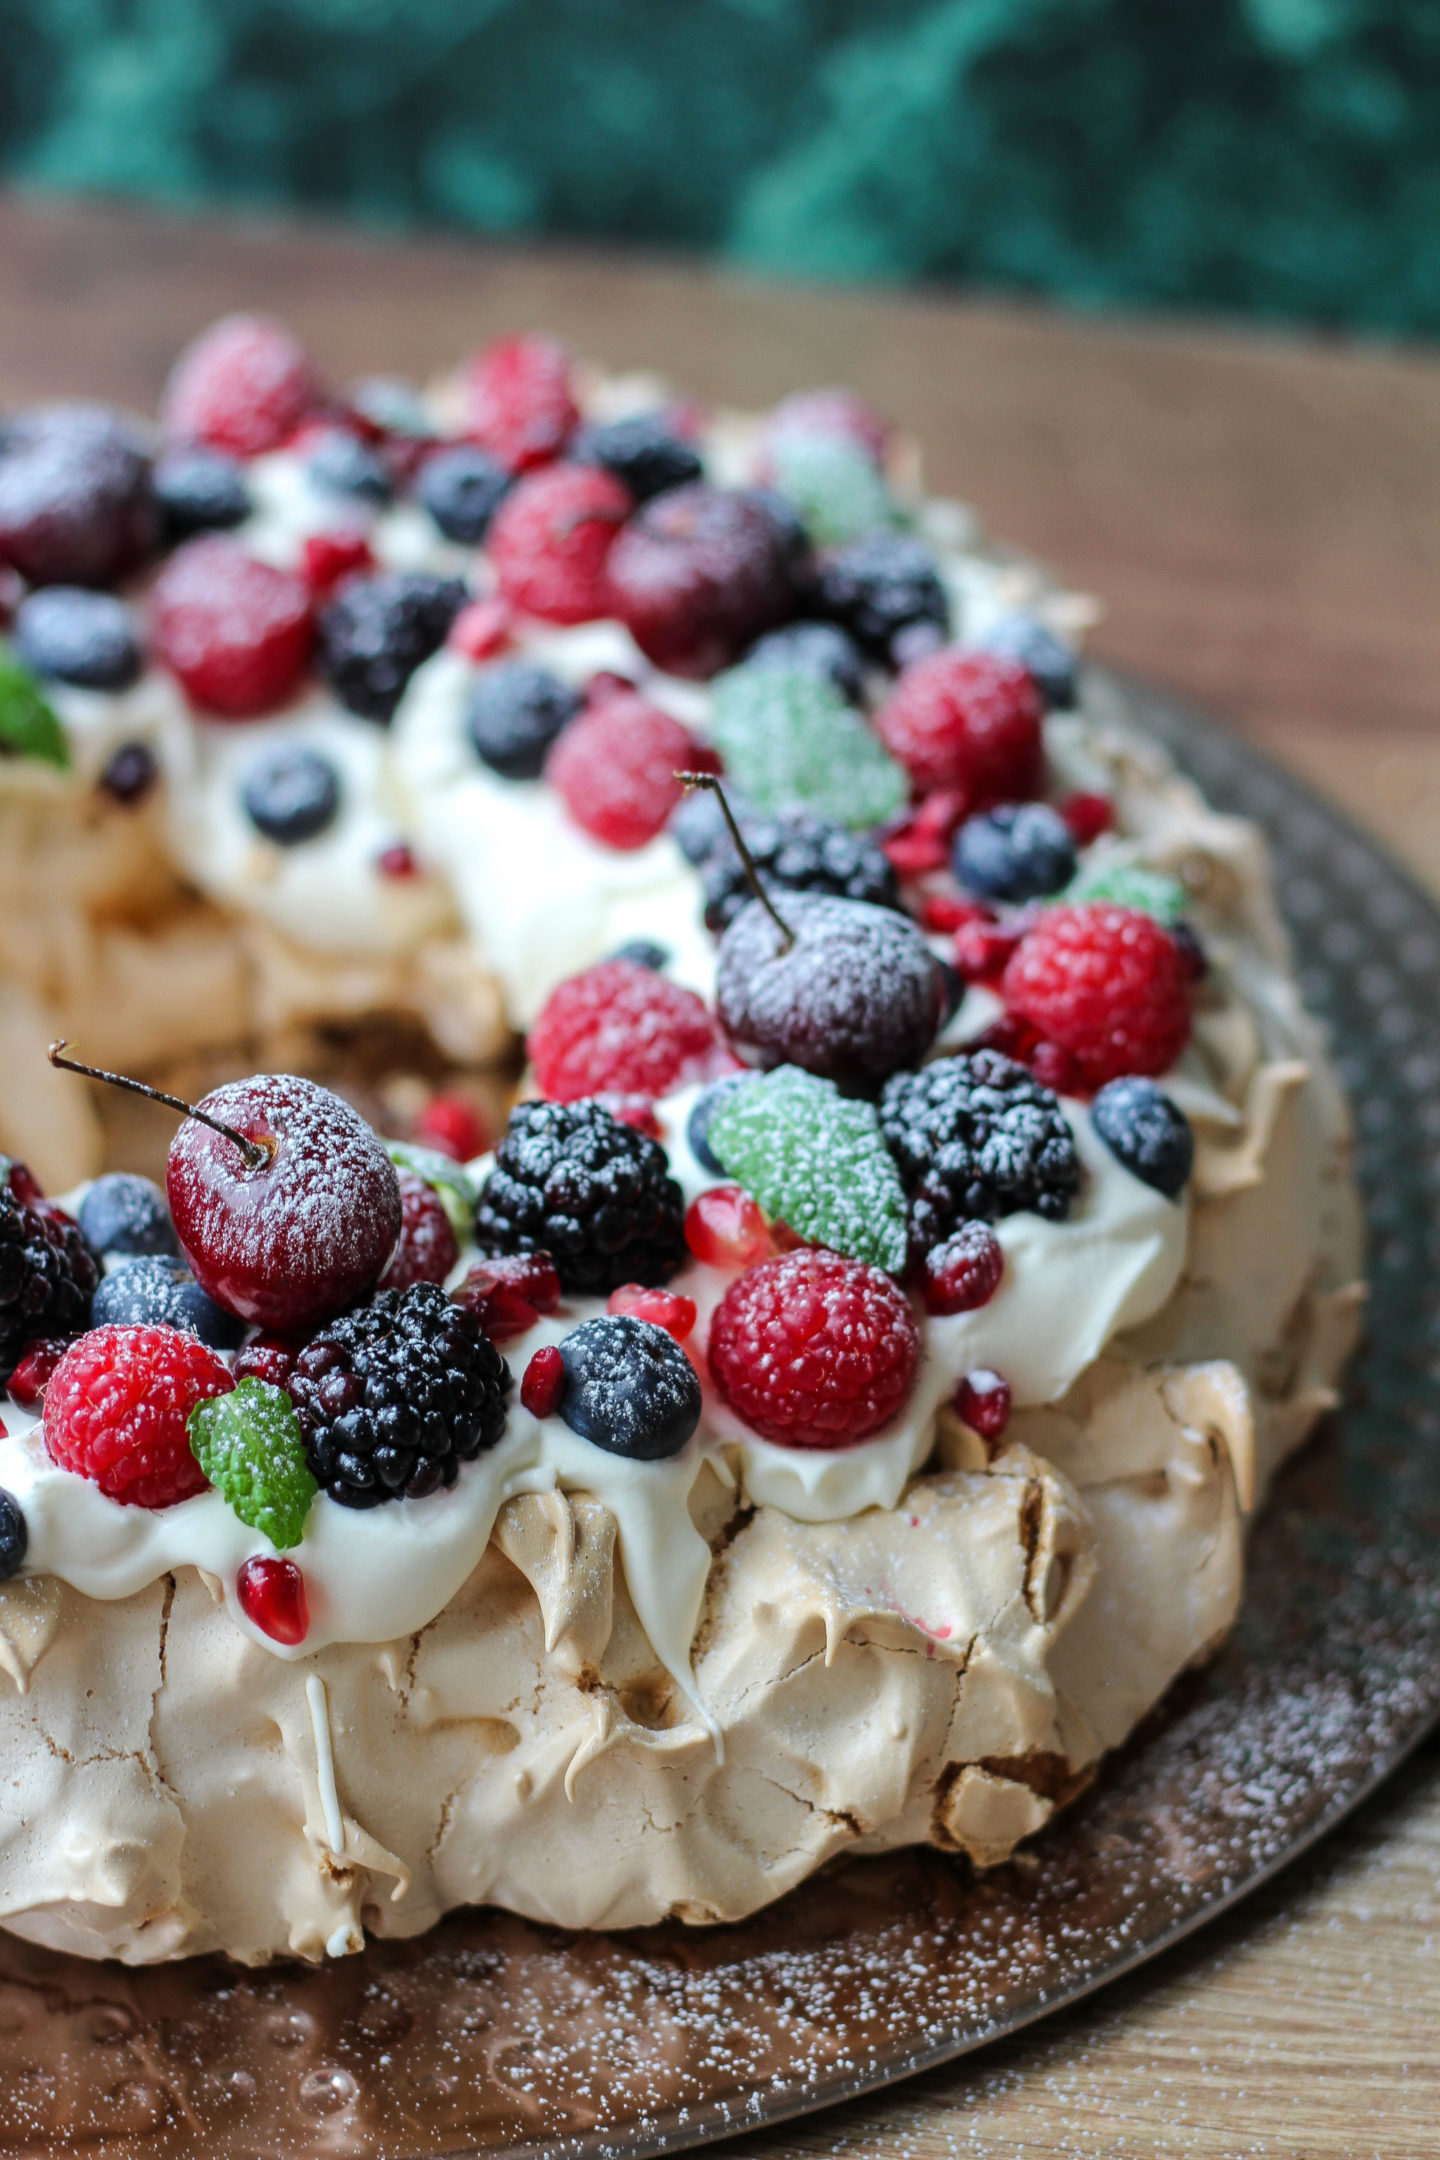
[
  {"left": 166, "top": 1073, "right": 403, "bottom": 1332},
  {"left": 708, "top": 1248, "right": 919, "bottom": 1448},
  {"left": 1090, "top": 1076, "right": 1194, "bottom": 1197},
  {"left": 529, "top": 958, "right": 725, "bottom": 1102},
  {"left": 876, "top": 647, "right": 1044, "bottom": 801},
  {"left": 955, "top": 1367, "right": 1011, "bottom": 1441},
  {"left": 466, "top": 660, "right": 581, "bottom": 780},
  {"left": 380, "top": 1166, "right": 460, "bottom": 1290},
  {"left": 242, "top": 745, "right": 341, "bottom": 844},
  {"left": 921, "top": 1223, "right": 1004, "bottom": 1315},
  {"left": 414, "top": 1094, "right": 491, "bottom": 1163},
  {"left": 953, "top": 802, "right": 1077, "bottom": 902},
  {"left": 163, "top": 314, "right": 320, "bottom": 459},
  {"left": 879, "top": 1050, "right": 1080, "bottom": 1255},
  {"left": 742, "top": 619, "right": 866, "bottom": 703},
  {"left": 474, "top": 1100, "right": 685, "bottom": 1296},
  {"left": 606, "top": 484, "right": 800, "bottom": 678},
  {"left": 0, "top": 1184, "right": 99, "bottom": 1385},
  {"left": 14, "top": 588, "right": 143, "bottom": 691},
  {"left": 237, "top": 1555, "right": 310, "bottom": 1646},
  {"left": 520, "top": 1344, "right": 565, "bottom": 1418},
  {"left": 463, "top": 334, "right": 579, "bottom": 472},
  {"left": 546, "top": 692, "right": 713, "bottom": 850},
  {"left": 316, "top": 570, "right": 466, "bottom": 722},
  {"left": 489, "top": 463, "right": 630, "bottom": 625},
  {"left": 152, "top": 537, "right": 312, "bottom": 717},
  {"left": 1059, "top": 791, "right": 1114, "bottom": 845},
  {"left": 571, "top": 411, "right": 703, "bottom": 502},
  {"left": 44, "top": 1324, "right": 231, "bottom": 1508},
  {"left": 805, "top": 531, "right": 949, "bottom": 661},
  {"left": 0, "top": 1489, "right": 26, "bottom": 1580},
  {"left": 700, "top": 807, "right": 900, "bottom": 933},
  {"left": 453, "top": 1252, "right": 562, "bottom": 1344},
  {"left": 152, "top": 445, "right": 251, "bottom": 538},
  {"left": 0, "top": 405, "right": 158, "bottom": 588},
  {"left": 684, "top": 1185, "right": 771, "bottom": 1270},
  {"left": 765, "top": 387, "right": 891, "bottom": 466},
  {"left": 978, "top": 612, "right": 1077, "bottom": 710},
  {"left": 93, "top": 1256, "right": 247, "bottom": 1350},
  {"left": 8, "top": 1338, "right": 68, "bottom": 1410},
  {"left": 607, "top": 1283, "right": 697, "bottom": 1341},
  {"left": 1002, "top": 903, "right": 1192, "bottom": 1090},
  {"left": 306, "top": 426, "right": 392, "bottom": 506},
  {"left": 557, "top": 1314, "right": 702, "bottom": 1461},
  {"left": 416, "top": 442, "right": 511, "bottom": 543},
  {"left": 78, "top": 1172, "right": 178, "bottom": 1260}
]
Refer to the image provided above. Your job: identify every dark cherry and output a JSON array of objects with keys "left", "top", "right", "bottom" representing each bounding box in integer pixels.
[
  {"left": 605, "top": 484, "right": 801, "bottom": 679},
  {"left": 0, "top": 405, "right": 158, "bottom": 588}
]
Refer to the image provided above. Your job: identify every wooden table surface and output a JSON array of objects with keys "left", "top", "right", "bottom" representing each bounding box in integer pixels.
[{"left": 4, "top": 194, "right": 1439, "bottom": 2157}]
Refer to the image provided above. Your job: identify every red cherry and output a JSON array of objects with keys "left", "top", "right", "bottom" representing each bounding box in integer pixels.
[
  {"left": 238, "top": 1555, "right": 310, "bottom": 1646},
  {"left": 607, "top": 1283, "right": 697, "bottom": 1342},
  {"left": 414, "top": 1093, "right": 491, "bottom": 1162},
  {"left": 520, "top": 1344, "right": 565, "bottom": 1418},
  {"left": 954, "top": 1367, "right": 1011, "bottom": 1441},
  {"left": 684, "top": 1186, "right": 771, "bottom": 1270},
  {"left": 452, "top": 1253, "right": 562, "bottom": 1344}
]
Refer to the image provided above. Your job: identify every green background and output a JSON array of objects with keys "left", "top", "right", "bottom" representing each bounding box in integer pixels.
[{"left": 2, "top": 0, "right": 1437, "bottom": 334}]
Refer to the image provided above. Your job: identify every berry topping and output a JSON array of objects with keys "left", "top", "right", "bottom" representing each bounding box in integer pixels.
[
  {"left": 463, "top": 334, "right": 579, "bottom": 472},
  {"left": 99, "top": 741, "right": 160, "bottom": 806},
  {"left": 287, "top": 1281, "right": 511, "bottom": 1507},
  {"left": 78, "top": 1172, "right": 178, "bottom": 1260},
  {"left": 14, "top": 588, "right": 143, "bottom": 691},
  {"left": 453, "top": 1251, "right": 562, "bottom": 1344},
  {"left": 805, "top": 532, "right": 949, "bottom": 662},
  {"left": 1001, "top": 903, "right": 1193, "bottom": 1090},
  {"left": 952, "top": 913, "right": 1025, "bottom": 985},
  {"left": 572, "top": 411, "right": 703, "bottom": 502},
  {"left": 705, "top": 1065, "right": 908, "bottom": 1274},
  {"left": 955, "top": 1367, "right": 1012, "bottom": 1441},
  {"left": 379, "top": 1165, "right": 461, "bottom": 1290},
  {"left": 465, "top": 660, "right": 582, "bottom": 780},
  {"left": 765, "top": 433, "right": 898, "bottom": 548},
  {"left": 978, "top": 612, "right": 1077, "bottom": 710},
  {"left": 92, "top": 1256, "right": 248, "bottom": 1350},
  {"left": 607, "top": 1283, "right": 698, "bottom": 1341},
  {"left": 766, "top": 387, "right": 891, "bottom": 465},
  {"left": 44, "top": 1324, "right": 231, "bottom": 1508},
  {"left": 0, "top": 1185, "right": 98, "bottom": 1385},
  {"left": 708, "top": 665, "right": 907, "bottom": 831},
  {"left": 608, "top": 938, "right": 670, "bottom": 972},
  {"left": 415, "top": 443, "right": 511, "bottom": 543},
  {"left": 8, "top": 1339, "right": 68, "bottom": 1409},
  {"left": 879, "top": 1050, "right": 1080, "bottom": 1258},
  {"left": 699, "top": 806, "right": 901, "bottom": 933},
  {"left": 742, "top": 619, "right": 866, "bottom": 704},
  {"left": 233, "top": 1332, "right": 301, "bottom": 1391},
  {"left": 546, "top": 691, "right": 712, "bottom": 850},
  {"left": 875, "top": 647, "right": 1044, "bottom": 802},
  {"left": 300, "top": 528, "right": 375, "bottom": 600},
  {"left": 686, "top": 1074, "right": 751, "bottom": 1176},
  {"left": 0, "top": 1489, "right": 26, "bottom": 1580},
  {"left": 556, "top": 1314, "right": 702, "bottom": 1461},
  {"left": 708, "top": 1248, "right": 919, "bottom": 1449},
  {"left": 152, "top": 537, "right": 313, "bottom": 718},
  {"left": 716, "top": 891, "right": 947, "bottom": 1089},
  {"left": 237, "top": 1555, "right": 309, "bottom": 1646},
  {"left": 520, "top": 1343, "right": 565, "bottom": 1418},
  {"left": 412, "top": 1095, "right": 492, "bottom": 1164},
  {"left": 920, "top": 1222, "right": 1005, "bottom": 1315},
  {"left": 1059, "top": 791, "right": 1114, "bottom": 845},
  {"left": 1064, "top": 860, "right": 1189, "bottom": 926},
  {"left": 0, "top": 405, "right": 158, "bottom": 588},
  {"left": 1090, "top": 1076, "right": 1194, "bottom": 1197},
  {"left": 684, "top": 1184, "right": 772, "bottom": 1270},
  {"left": 606, "top": 484, "right": 800, "bottom": 679},
  {"left": 952, "top": 801, "right": 1077, "bottom": 902},
  {"left": 316, "top": 570, "right": 466, "bottom": 722},
  {"left": 474, "top": 1099, "right": 686, "bottom": 1296},
  {"left": 529, "top": 959, "right": 726, "bottom": 1104},
  {"left": 152, "top": 445, "right": 252, "bottom": 539},
  {"left": 488, "top": 463, "right": 630, "bottom": 625},
  {"left": 163, "top": 314, "right": 320, "bottom": 458},
  {"left": 448, "top": 596, "right": 513, "bottom": 662},
  {"left": 241, "top": 745, "right": 342, "bottom": 846},
  {"left": 305, "top": 427, "right": 393, "bottom": 506},
  {"left": 166, "top": 1073, "right": 403, "bottom": 1332},
  {"left": 188, "top": 1377, "right": 318, "bottom": 1550}
]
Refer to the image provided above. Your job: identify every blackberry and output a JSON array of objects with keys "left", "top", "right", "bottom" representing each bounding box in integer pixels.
[
  {"left": 92, "top": 1255, "right": 245, "bottom": 1351},
  {"left": 570, "top": 411, "right": 702, "bottom": 503},
  {"left": 952, "top": 802, "right": 1077, "bottom": 903},
  {"left": 14, "top": 588, "right": 143, "bottom": 690},
  {"left": 879, "top": 1049, "right": 1081, "bottom": 1257},
  {"left": 288, "top": 1281, "right": 511, "bottom": 1508},
  {"left": 700, "top": 807, "right": 901, "bottom": 933},
  {"left": 805, "top": 532, "right": 950, "bottom": 662},
  {"left": 78, "top": 1172, "right": 179, "bottom": 1260},
  {"left": 152, "top": 446, "right": 252, "bottom": 539},
  {"left": 415, "top": 444, "right": 510, "bottom": 543},
  {"left": 242, "top": 744, "right": 342, "bottom": 845},
  {"left": 465, "top": 661, "right": 582, "bottom": 780},
  {"left": 316, "top": 571, "right": 467, "bottom": 723},
  {"left": 0, "top": 1187, "right": 99, "bottom": 1384},
  {"left": 1091, "top": 1077, "right": 1194, "bottom": 1198},
  {"left": 474, "top": 1100, "right": 686, "bottom": 1296}
]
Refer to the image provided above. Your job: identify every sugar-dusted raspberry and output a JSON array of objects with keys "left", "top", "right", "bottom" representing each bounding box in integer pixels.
[
  {"left": 463, "top": 334, "right": 579, "bottom": 472},
  {"left": 43, "top": 1324, "right": 232, "bottom": 1508},
  {"left": 875, "top": 648, "right": 1044, "bottom": 802},
  {"left": 380, "top": 1166, "right": 460, "bottom": 1291},
  {"left": 151, "top": 537, "right": 313, "bottom": 717},
  {"left": 684, "top": 1185, "right": 772, "bottom": 1270},
  {"left": 163, "top": 314, "right": 320, "bottom": 459},
  {"left": 529, "top": 959, "right": 725, "bottom": 1103},
  {"left": 920, "top": 1223, "right": 1004, "bottom": 1315},
  {"left": 605, "top": 484, "right": 801, "bottom": 679},
  {"left": 546, "top": 692, "right": 714, "bottom": 850},
  {"left": 488, "top": 463, "right": 631, "bottom": 625},
  {"left": 1001, "top": 903, "right": 1193, "bottom": 1091},
  {"left": 452, "top": 1252, "right": 562, "bottom": 1344},
  {"left": 708, "top": 1248, "right": 919, "bottom": 1448}
]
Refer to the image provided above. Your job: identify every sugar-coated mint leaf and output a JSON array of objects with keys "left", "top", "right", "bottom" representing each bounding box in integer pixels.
[
  {"left": 709, "top": 665, "right": 907, "bottom": 832},
  {"left": 385, "top": 1140, "right": 478, "bottom": 1244},
  {"left": 1064, "top": 861, "right": 1188, "bottom": 926},
  {"left": 189, "top": 1378, "right": 318, "bottom": 1552},
  {"left": 0, "top": 645, "right": 68, "bottom": 769},
  {"left": 767, "top": 434, "right": 902, "bottom": 548},
  {"left": 708, "top": 1064, "right": 909, "bottom": 1274}
]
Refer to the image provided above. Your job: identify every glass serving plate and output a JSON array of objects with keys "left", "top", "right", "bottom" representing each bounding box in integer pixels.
[{"left": 2, "top": 672, "right": 1438, "bottom": 2160}]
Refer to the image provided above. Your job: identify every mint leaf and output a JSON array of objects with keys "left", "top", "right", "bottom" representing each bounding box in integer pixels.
[
  {"left": 708, "top": 1065, "right": 909, "bottom": 1274},
  {"left": 189, "top": 1379, "right": 318, "bottom": 1552},
  {"left": 767, "top": 434, "right": 901, "bottom": 548},
  {"left": 0, "top": 645, "right": 68, "bottom": 769},
  {"left": 709, "top": 665, "right": 907, "bottom": 832},
  {"left": 385, "top": 1140, "right": 478, "bottom": 1244},
  {"left": 1064, "top": 861, "right": 1188, "bottom": 925}
]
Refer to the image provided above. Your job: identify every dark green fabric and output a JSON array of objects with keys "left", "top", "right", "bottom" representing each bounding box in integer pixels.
[{"left": 2, "top": 1, "right": 1438, "bottom": 333}]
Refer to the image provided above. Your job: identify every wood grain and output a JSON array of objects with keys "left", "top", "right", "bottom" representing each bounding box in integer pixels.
[{"left": 2, "top": 193, "right": 1438, "bottom": 2155}]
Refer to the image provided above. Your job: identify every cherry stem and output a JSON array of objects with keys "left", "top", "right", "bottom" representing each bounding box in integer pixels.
[
  {"left": 675, "top": 772, "right": 795, "bottom": 952},
  {"left": 48, "top": 1043, "right": 272, "bottom": 1173}
]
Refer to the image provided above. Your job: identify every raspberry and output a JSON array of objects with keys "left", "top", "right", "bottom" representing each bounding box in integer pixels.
[
  {"left": 414, "top": 1094, "right": 491, "bottom": 1163},
  {"left": 474, "top": 1100, "right": 685, "bottom": 1296},
  {"left": 43, "top": 1324, "right": 231, "bottom": 1508},
  {"left": 684, "top": 1185, "right": 771, "bottom": 1270},
  {"left": 546, "top": 693, "right": 713, "bottom": 850},
  {"left": 529, "top": 959, "right": 725, "bottom": 1103},
  {"left": 163, "top": 314, "right": 320, "bottom": 459},
  {"left": 1002, "top": 903, "right": 1193, "bottom": 1091},
  {"left": 920, "top": 1223, "right": 1004, "bottom": 1315},
  {"left": 463, "top": 334, "right": 579, "bottom": 472},
  {"left": 707, "top": 1249, "right": 919, "bottom": 1448},
  {"left": 875, "top": 648, "right": 1044, "bottom": 801},
  {"left": 0, "top": 1185, "right": 99, "bottom": 1385},
  {"left": 380, "top": 1166, "right": 461, "bottom": 1291},
  {"left": 0, "top": 405, "right": 159, "bottom": 589},
  {"left": 453, "top": 1252, "right": 562, "bottom": 1344},
  {"left": 606, "top": 484, "right": 800, "bottom": 678},
  {"left": 488, "top": 463, "right": 630, "bottom": 625},
  {"left": 316, "top": 570, "right": 466, "bottom": 722},
  {"left": 879, "top": 1050, "right": 1080, "bottom": 1255},
  {"left": 151, "top": 537, "right": 313, "bottom": 717}
]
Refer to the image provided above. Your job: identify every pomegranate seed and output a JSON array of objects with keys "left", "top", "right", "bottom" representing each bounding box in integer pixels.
[
  {"left": 520, "top": 1344, "right": 565, "bottom": 1418},
  {"left": 954, "top": 1368, "right": 1011, "bottom": 1442},
  {"left": 453, "top": 1254, "right": 562, "bottom": 1343},
  {"left": 1059, "top": 791, "right": 1114, "bottom": 845},
  {"left": 448, "top": 597, "right": 513, "bottom": 661},
  {"left": 607, "top": 1284, "right": 697, "bottom": 1342},
  {"left": 587, "top": 669, "right": 638, "bottom": 703},
  {"left": 921, "top": 894, "right": 989, "bottom": 934},
  {"left": 238, "top": 1556, "right": 310, "bottom": 1646},
  {"left": 685, "top": 1186, "right": 771, "bottom": 1270},
  {"left": 768, "top": 1219, "right": 811, "bottom": 1254},
  {"left": 414, "top": 1094, "right": 491, "bottom": 1162},
  {"left": 8, "top": 1339, "right": 68, "bottom": 1410},
  {"left": 953, "top": 917, "right": 1024, "bottom": 983},
  {"left": 377, "top": 842, "right": 418, "bottom": 879},
  {"left": 302, "top": 529, "right": 374, "bottom": 599},
  {"left": 4, "top": 1162, "right": 44, "bottom": 1208}
]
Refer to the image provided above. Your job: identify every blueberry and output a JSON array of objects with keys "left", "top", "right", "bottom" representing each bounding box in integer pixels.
[
  {"left": 741, "top": 620, "right": 866, "bottom": 704},
  {"left": 14, "top": 587, "right": 143, "bottom": 690},
  {"left": 242, "top": 746, "right": 342, "bottom": 845},
  {"left": 669, "top": 784, "right": 753, "bottom": 866},
  {"left": 686, "top": 1073, "right": 752, "bottom": 1176},
  {"left": 608, "top": 939, "right": 670, "bottom": 972},
  {"left": 0, "top": 1489, "right": 26, "bottom": 1581},
  {"left": 93, "top": 1256, "right": 246, "bottom": 1349},
  {"left": 78, "top": 1172, "right": 178, "bottom": 1259},
  {"left": 571, "top": 412, "right": 703, "bottom": 503},
  {"left": 99, "top": 741, "right": 159, "bottom": 806},
  {"left": 557, "top": 1314, "right": 702, "bottom": 1461},
  {"left": 307, "top": 428, "right": 393, "bottom": 506},
  {"left": 152, "top": 446, "right": 252, "bottom": 539},
  {"left": 347, "top": 377, "right": 436, "bottom": 440},
  {"left": 805, "top": 532, "right": 950, "bottom": 661},
  {"left": 980, "top": 612, "right": 1077, "bottom": 710},
  {"left": 1091, "top": 1078, "right": 1194, "bottom": 1198},
  {"left": 317, "top": 572, "right": 468, "bottom": 724},
  {"left": 415, "top": 444, "right": 511, "bottom": 543},
  {"left": 465, "top": 662, "right": 582, "bottom": 780},
  {"left": 952, "top": 803, "right": 1077, "bottom": 903}
]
